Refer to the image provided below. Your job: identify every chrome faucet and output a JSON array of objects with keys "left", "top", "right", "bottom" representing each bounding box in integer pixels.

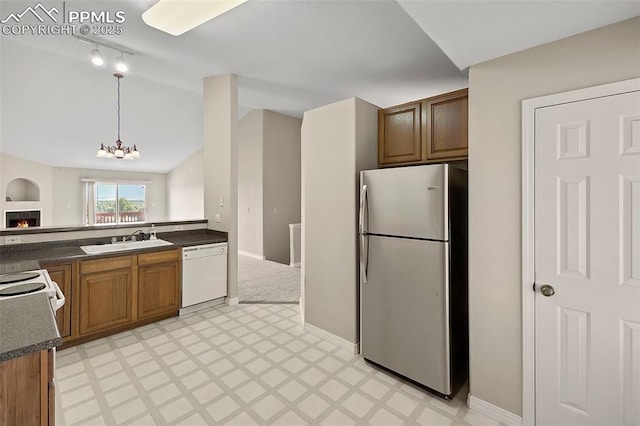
[{"left": 122, "top": 229, "right": 144, "bottom": 242}]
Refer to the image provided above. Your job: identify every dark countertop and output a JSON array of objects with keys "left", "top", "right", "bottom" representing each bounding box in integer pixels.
[
  {"left": 161, "top": 231, "right": 227, "bottom": 247},
  {"left": 0, "top": 229, "right": 226, "bottom": 361},
  {"left": 0, "top": 293, "right": 62, "bottom": 362},
  {"left": 0, "top": 229, "right": 228, "bottom": 272},
  {"left": 0, "top": 219, "right": 208, "bottom": 236}
]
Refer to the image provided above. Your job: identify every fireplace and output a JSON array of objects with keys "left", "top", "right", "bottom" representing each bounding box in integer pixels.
[{"left": 5, "top": 210, "right": 41, "bottom": 228}]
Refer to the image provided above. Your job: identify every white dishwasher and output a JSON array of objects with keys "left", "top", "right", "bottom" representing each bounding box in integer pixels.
[{"left": 182, "top": 243, "right": 227, "bottom": 310}]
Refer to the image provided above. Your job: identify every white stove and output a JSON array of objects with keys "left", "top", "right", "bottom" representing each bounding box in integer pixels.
[{"left": 0, "top": 269, "right": 65, "bottom": 312}]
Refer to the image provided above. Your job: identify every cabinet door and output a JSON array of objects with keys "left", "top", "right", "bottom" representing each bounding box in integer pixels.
[
  {"left": 138, "top": 260, "right": 180, "bottom": 319},
  {"left": 79, "top": 268, "right": 132, "bottom": 336},
  {"left": 423, "top": 89, "right": 468, "bottom": 160},
  {"left": 0, "top": 350, "right": 50, "bottom": 426},
  {"left": 46, "top": 263, "right": 72, "bottom": 339},
  {"left": 378, "top": 102, "right": 423, "bottom": 165},
  {"left": 47, "top": 349, "right": 55, "bottom": 426}
]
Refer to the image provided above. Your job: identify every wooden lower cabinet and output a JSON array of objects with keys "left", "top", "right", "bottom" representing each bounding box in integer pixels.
[
  {"left": 0, "top": 349, "right": 55, "bottom": 426},
  {"left": 44, "top": 263, "right": 72, "bottom": 339},
  {"left": 79, "top": 267, "right": 133, "bottom": 335},
  {"left": 138, "top": 249, "right": 181, "bottom": 319},
  {"left": 70, "top": 249, "right": 181, "bottom": 345}
]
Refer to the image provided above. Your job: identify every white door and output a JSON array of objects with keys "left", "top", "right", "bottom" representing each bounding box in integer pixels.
[{"left": 534, "top": 90, "right": 640, "bottom": 425}]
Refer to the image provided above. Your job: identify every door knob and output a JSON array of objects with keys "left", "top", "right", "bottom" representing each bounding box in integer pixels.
[{"left": 540, "top": 284, "right": 555, "bottom": 297}]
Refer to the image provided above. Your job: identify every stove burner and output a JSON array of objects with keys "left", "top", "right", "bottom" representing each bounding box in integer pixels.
[
  {"left": 0, "top": 282, "right": 46, "bottom": 297},
  {"left": 0, "top": 272, "right": 41, "bottom": 285}
]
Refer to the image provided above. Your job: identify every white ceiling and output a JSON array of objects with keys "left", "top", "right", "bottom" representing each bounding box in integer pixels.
[
  {"left": 397, "top": 0, "right": 640, "bottom": 71},
  {"left": 1, "top": 0, "right": 637, "bottom": 172}
]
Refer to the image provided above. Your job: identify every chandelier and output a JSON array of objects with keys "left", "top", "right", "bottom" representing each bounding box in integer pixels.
[{"left": 97, "top": 73, "right": 140, "bottom": 160}]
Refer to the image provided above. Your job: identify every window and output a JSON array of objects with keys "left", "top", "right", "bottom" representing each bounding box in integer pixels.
[{"left": 85, "top": 182, "right": 147, "bottom": 225}]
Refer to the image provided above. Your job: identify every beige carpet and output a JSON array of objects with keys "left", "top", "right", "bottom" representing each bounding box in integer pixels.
[{"left": 238, "top": 254, "right": 301, "bottom": 303}]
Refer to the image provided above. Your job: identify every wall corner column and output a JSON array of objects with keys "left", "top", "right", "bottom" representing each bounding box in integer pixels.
[{"left": 203, "top": 74, "right": 239, "bottom": 300}]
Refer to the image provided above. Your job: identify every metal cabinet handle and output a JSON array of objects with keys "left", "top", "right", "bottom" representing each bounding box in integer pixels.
[{"left": 540, "top": 284, "right": 555, "bottom": 297}]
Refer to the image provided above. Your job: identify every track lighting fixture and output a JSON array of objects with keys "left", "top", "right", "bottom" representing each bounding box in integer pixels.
[
  {"left": 76, "top": 35, "right": 134, "bottom": 73},
  {"left": 90, "top": 47, "right": 104, "bottom": 66}
]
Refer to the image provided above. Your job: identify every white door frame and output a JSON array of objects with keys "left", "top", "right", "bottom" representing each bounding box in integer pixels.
[{"left": 521, "top": 77, "right": 640, "bottom": 426}]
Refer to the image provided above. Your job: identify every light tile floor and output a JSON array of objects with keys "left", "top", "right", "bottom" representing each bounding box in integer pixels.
[{"left": 56, "top": 304, "right": 502, "bottom": 426}]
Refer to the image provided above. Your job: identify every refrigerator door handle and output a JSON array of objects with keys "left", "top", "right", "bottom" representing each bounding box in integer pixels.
[
  {"left": 361, "top": 234, "right": 369, "bottom": 283},
  {"left": 359, "top": 184, "right": 368, "bottom": 234}
]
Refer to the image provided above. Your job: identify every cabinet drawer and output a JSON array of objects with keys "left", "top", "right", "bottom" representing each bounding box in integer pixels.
[
  {"left": 138, "top": 248, "right": 181, "bottom": 266},
  {"left": 80, "top": 255, "right": 133, "bottom": 274}
]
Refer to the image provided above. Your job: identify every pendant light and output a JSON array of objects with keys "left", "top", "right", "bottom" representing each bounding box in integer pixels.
[{"left": 97, "top": 73, "right": 140, "bottom": 160}]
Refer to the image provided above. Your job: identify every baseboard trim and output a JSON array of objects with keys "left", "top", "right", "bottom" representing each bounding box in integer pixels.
[
  {"left": 179, "top": 298, "right": 225, "bottom": 315},
  {"left": 467, "top": 395, "right": 523, "bottom": 426},
  {"left": 238, "top": 250, "right": 265, "bottom": 260},
  {"left": 289, "top": 262, "right": 301, "bottom": 268},
  {"left": 227, "top": 297, "right": 239, "bottom": 305},
  {"left": 303, "top": 322, "right": 359, "bottom": 354}
]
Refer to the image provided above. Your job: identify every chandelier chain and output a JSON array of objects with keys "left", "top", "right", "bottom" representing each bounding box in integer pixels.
[{"left": 117, "top": 75, "right": 121, "bottom": 141}]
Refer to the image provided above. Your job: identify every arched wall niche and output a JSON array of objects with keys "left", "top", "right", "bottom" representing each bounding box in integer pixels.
[{"left": 5, "top": 178, "right": 40, "bottom": 202}]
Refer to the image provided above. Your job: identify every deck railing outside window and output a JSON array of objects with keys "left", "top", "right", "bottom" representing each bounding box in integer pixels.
[{"left": 95, "top": 211, "right": 145, "bottom": 224}]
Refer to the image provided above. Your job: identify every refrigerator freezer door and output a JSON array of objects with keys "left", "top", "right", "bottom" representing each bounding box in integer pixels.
[
  {"left": 361, "top": 165, "right": 447, "bottom": 240},
  {"left": 361, "top": 235, "right": 450, "bottom": 394}
]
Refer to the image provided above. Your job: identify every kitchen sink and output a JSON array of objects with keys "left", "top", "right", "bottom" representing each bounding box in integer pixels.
[{"left": 80, "top": 239, "right": 173, "bottom": 255}]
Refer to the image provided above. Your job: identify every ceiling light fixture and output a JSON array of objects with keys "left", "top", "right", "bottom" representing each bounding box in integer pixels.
[
  {"left": 142, "top": 0, "right": 248, "bottom": 36},
  {"left": 75, "top": 35, "right": 135, "bottom": 72},
  {"left": 115, "top": 54, "right": 128, "bottom": 73},
  {"left": 90, "top": 47, "right": 104, "bottom": 66},
  {"left": 97, "top": 73, "right": 140, "bottom": 160}
]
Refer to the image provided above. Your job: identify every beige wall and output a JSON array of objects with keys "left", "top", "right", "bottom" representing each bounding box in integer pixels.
[
  {"left": 263, "top": 110, "right": 302, "bottom": 264},
  {"left": 167, "top": 149, "right": 204, "bottom": 221},
  {"left": 468, "top": 17, "right": 640, "bottom": 415},
  {"left": 238, "top": 110, "right": 265, "bottom": 258},
  {"left": 302, "top": 97, "right": 378, "bottom": 344}
]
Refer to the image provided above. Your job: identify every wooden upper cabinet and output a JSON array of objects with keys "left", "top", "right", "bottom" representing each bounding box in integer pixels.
[
  {"left": 379, "top": 89, "right": 468, "bottom": 166},
  {"left": 45, "top": 263, "right": 72, "bottom": 339},
  {"left": 378, "top": 102, "right": 423, "bottom": 165},
  {"left": 423, "top": 89, "right": 468, "bottom": 160}
]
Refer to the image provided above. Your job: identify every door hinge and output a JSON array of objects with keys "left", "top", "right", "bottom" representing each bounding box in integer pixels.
[{"left": 532, "top": 282, "right": 536, "bottom": 292}]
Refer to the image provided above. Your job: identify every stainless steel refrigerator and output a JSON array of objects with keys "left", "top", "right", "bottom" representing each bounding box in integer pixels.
[{"left": 359, "top": 163, "right": 468, "bottom": 398}]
